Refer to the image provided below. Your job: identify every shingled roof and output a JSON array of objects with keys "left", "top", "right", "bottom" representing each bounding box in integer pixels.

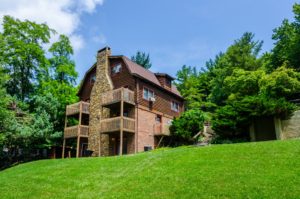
[
  {"left": 78, "top": 55, "right": 182, "bottom": 98},
  {"left": 111, "top": 56, "right": 182, "bottom": 98}
]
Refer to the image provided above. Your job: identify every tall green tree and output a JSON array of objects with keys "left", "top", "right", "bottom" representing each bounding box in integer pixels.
[
  {"left": 38, "top": 35, "right": 78, "bottom": 133},
  {"left": 48, "top": 35, "right": 78, "bottom": 84},
  {"left": 271, "top": 3, "right": 300, "bottom": 71},
  {"left": 208, "top": 32, "right": 263, "bottom": 106},
  {"left": 0, "top": 16, "right": 53, "bottom": 101},
  {"left": 131, "top": 51, "right": 152, "bottom": 69},
  {"left": 175, "top": 65, "right": 212, "bottom": 110}
]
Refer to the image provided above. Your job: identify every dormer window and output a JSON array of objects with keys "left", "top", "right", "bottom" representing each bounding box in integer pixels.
[
  {"left": 112, "top": 64, "right": 122, "bottom": 74},
  {"left": 166, "top": 78, "right": 172, "bottom": 87},
  {"left": 90, "top": 74, "right": 96, "bottom": 83}
]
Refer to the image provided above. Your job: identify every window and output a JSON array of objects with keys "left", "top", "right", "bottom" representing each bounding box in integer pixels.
[
  {"left": 90, "top": 74, "right": 96, "bottom": 83},
  {"left": 166, "top": 78, "right": 172, "bottom": 87},
  {"left": 112, "top": 64, "right": 121, "bottom": 74},
  {"left": 171, "top": 101, "right": 179, "bottom": 112},
  {"left": 155, "top": 115, "right": 162, "bottom": 123},
  {"left": 143, "top": 87, "right": 154, "bottom": 100}
]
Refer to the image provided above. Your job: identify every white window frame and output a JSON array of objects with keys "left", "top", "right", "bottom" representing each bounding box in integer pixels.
[
  {"left": 112, "top": 64, "right": 122, "bottom": 74},
  {"left": 143, "top": 87, "right": 154, "bottom": 100},
  {"left": 171, "top": 101, "right": 179, "bottom": 112}
]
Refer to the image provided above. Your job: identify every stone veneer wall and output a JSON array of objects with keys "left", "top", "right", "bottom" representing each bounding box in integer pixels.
[
  {"left": 88, "top": 47, "right": 113, "bottom": 156},
  {"left": 280, "top": 110, "right": 300, "bottom": 139}
]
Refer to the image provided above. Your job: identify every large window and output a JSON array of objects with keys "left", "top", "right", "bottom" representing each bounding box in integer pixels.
[
  {"left": 171, "top": 101, "right": 179, "bottom": 112},
  {"left": 143, "top": 87, "right": 154, "bottom": 100},
  {"left": 112, "top": 64, "right": 122, "bottom": 74}
]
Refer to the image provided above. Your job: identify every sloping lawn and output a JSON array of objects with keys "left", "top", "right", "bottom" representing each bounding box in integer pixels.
[{"left": 0, "top": 139, "right": 300, "bottom": 199}]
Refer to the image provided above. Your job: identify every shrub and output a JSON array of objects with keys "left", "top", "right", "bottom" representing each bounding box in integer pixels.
[{"left": 170, "top": 109, "right": 205, "bottom": 141}]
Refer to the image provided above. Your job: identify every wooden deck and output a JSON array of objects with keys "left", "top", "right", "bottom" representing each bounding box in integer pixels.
[
  {"left": 101, "top": 117, "right": 135, "bottom": 133},
  {"left": 64, "top": 125, "right": 89, "bottom": 138},
  {"left": 66, "top": 101, "right": 90, "bottom": 116},
  {"left": 101, "top": 88, "right": 135, "bottom": 106}
]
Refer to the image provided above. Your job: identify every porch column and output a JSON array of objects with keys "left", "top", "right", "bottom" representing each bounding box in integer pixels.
[
  {"left": 120, "top": 88, "right": 124, "bottom": 155},
  {"left": 76, "top": 102, "right": 83, "bottom": 158},
  {"left": 62, "top": 138, "right": 66, "bottom": 159},
  {"left": 62, "top": 115, "right": 67, "bottom": 159}
]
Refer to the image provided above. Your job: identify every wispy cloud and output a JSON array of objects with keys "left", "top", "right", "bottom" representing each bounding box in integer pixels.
[
  {"left": 0, "top": 0, "right": 105, "bottom": 52},
  {"left": 92, "top": 34, "right": 107, "bottom": 44}
]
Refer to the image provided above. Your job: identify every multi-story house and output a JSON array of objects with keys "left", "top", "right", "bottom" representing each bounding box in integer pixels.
[{"left": 62, "top": 47, "right": 184, "bottom": 158}]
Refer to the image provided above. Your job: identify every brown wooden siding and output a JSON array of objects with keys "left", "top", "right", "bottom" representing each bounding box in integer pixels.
[
  {"left": 155, "top": 76, "right": 172, "bottom": 90},
  {"left": 110, "top": 58, "right": 137, "bottom": 101},
  {"left": 137, "top": 79, "right": 183, "bottom": 117},
  {"left": 78, "top": 67, "right": 96, "bottom": 101}
]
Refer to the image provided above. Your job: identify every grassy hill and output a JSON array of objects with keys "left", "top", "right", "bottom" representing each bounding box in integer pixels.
[{"left": 0, "top": 140, "right": 300, "bottom": 199}]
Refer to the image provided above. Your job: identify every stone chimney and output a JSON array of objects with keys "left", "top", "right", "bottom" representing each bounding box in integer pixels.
[{"left": 88, "top": 47, "right": 113, "bottom": 156}]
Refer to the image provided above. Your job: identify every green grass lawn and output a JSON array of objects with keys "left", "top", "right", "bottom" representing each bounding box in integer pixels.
[{"left": 0, "top": 140, "right": 300, "bottom": 199}]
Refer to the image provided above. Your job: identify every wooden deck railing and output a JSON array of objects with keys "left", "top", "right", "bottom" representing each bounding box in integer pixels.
[
  {"left": 101, "top": 117, "right": 135, "bottom": 133},
  {"left": 66, "top": 101, "right": 90, "bottom": 115},
  {"left": 153, "top": 123, "right": 171, "bottom": 136},
  {"left": 101, "top": 88, "right": 135, "bottom": 106},
  {"left": 64, "top": 125, "right": 89, "bottom": 138}
]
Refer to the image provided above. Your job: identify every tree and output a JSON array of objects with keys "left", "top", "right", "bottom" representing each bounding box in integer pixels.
[
  {"left": 175, "top": 65, "right": 213, "bottom": 110},
  {"left": 0, "top": 16, "right": 53, "bottom": 101},
  {"left": 48, "top": 35, "right": 78, "bottom": 84},
  {"left": 131, "top": 51, "right": 152, "bottom": 69},
  {"left": 38, "top": 35, "right": 78, "bottom": 133},
  {"left": 208, "top": 32, "right": 263, "bottom": 106},
  {"left": 175, "top": 29, "right": 300, "bottom": 141},
  {"left": 30, "top": 93, "right": 61, "bottom": 148},
  {"left": 170, "top": 109, "right": 205, "bottom": 141},
  {"left": 271, "top": 3, "right": 300, "bottom": 71}
]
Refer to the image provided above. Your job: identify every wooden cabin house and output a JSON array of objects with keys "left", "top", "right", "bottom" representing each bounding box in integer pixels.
[{"left": 62, "top": 47, "right": 184, "bottom": 157}]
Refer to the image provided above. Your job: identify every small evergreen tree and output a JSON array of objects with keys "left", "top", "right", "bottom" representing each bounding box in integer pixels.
[{"left": 131, "top": 51, "right": 152, "bottom": 69}]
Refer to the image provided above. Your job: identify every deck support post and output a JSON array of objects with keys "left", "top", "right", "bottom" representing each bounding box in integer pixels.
[
  {"left": 120, "top": 88, "right": 124, "bottom": 156},
  {"left": 62, "top": 139, "right": 66, "bottom": 159},
  {"left": 76, "top": 102, "right": 83, "bottom": 158},
  {"left": 62, "top": 115, "right": 68, "bottom": 159},
  {"left": 76, "top": 136, "right": 80, "bottom": 158}
]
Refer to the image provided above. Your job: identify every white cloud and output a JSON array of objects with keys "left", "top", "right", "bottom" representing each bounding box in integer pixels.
[
  {"left": 0, "top": 0, "right": 105, "bottom": 52},
  {"left": 92, "top": 34, "right": 107, "bottom": 44}
]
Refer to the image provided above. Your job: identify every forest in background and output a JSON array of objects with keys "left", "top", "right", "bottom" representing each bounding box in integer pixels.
[{"left": 171, "top": 4, "right": 300, "bottom": 143}]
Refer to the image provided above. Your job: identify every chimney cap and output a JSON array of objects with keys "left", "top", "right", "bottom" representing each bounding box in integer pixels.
[{"left": 98, "top": 46, "right": 111, "bottom": 53}]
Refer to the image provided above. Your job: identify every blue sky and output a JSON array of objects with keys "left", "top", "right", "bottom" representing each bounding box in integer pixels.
[{"left": 0, "top": 0, "right": 297, "bottom": 81}]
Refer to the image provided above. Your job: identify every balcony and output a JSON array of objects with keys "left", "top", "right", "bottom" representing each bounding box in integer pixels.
[
  {"left": 101, "top": 88, "right": 135, "bottom": 106},
  {"left": 101, "top": 117, "right": 135, "bottom": 133},
  {"left": 64, "top": 125, "right": 89, "bottom": 138},
  {"left": 66, "top": 101, "right": 90, "bottom": 116},
  {"left": 153, "top": 123, "right": 171, "bottom": 136}
]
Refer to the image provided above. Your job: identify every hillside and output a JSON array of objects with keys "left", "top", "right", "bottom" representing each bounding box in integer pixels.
[{"left": 0, "top": 140, "right": 300, "bottom": 199}]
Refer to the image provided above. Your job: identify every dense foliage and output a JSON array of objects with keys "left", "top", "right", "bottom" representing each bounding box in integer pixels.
[
  {"left": 170, "top": 109, "right": 205, "bottom": 140},
  {"left": 0, "top": 16, "right": 78, "bottom": 169},
  {"left": 173, "top": 4, "right": 300, "bottom": 141},
  {"left": 131, "top": 51, "right": 152, "bottom": 69}
]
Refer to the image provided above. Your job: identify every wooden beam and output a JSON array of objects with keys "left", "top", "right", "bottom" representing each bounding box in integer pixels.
[
  {"left": 62, "top": 138, "right": 66, "bottom": 159},
  {"left": 120, "top": 88, "right": 124, "bottom": 156},
  {"left": 76, "top": 136, "right": 80, "bottom": 158},
  {"left": 76, "top": 103, "right": 83, "bottom": 158},
  {"left": 157, "top": 136, "right": 164, "bottom": 148},
  {"left": 99, "top": 105, "right": 103, "bottom": 157},
  {"left": 62, "top": 114, "right": 67, "bottom": 159}
]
